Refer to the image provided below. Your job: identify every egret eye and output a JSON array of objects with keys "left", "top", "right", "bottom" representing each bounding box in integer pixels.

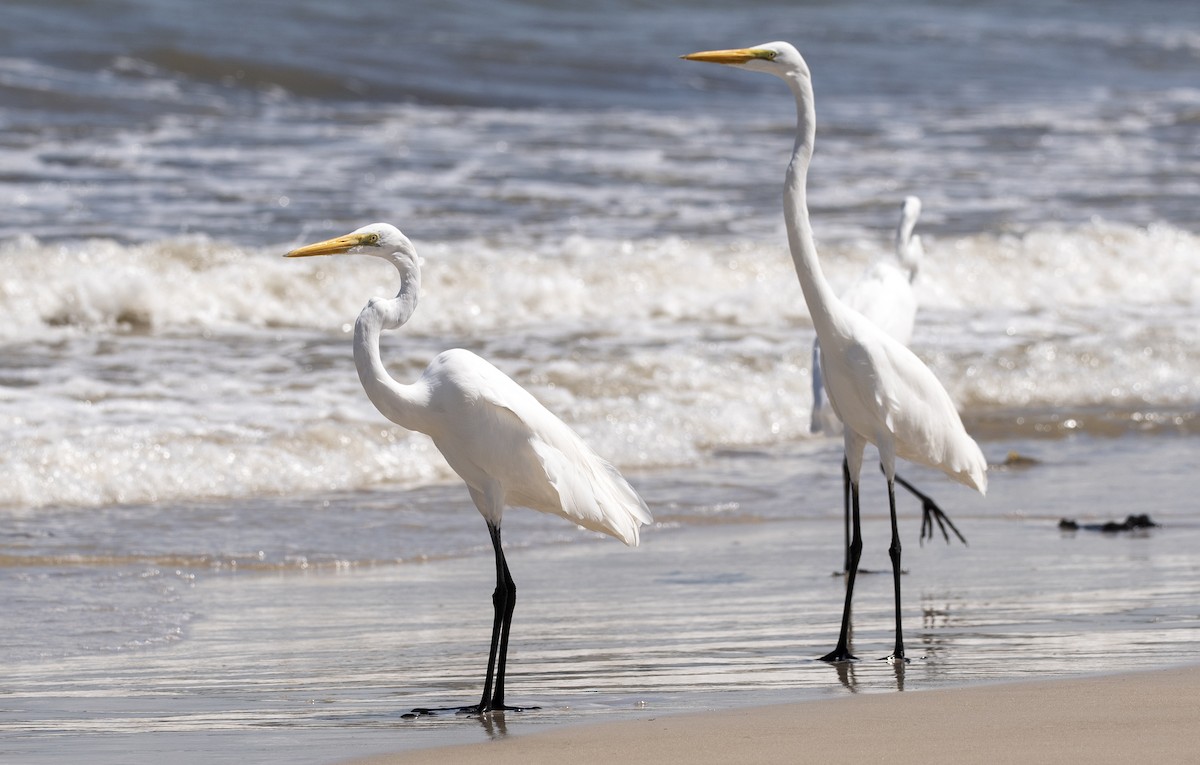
[{"left": 366, "top": 233, "right": 381, "bottom": 245}]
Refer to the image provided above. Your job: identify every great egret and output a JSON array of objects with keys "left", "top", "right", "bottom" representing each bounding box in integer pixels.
[
  {"left": 286, "top": 223, "right": 652, "bottom": 711},
  {"left": 811, "top": 197, "right": 966, "bottom": 573},
  {"left": 684, "top": 43, "right": 986, "bottom": 663}
]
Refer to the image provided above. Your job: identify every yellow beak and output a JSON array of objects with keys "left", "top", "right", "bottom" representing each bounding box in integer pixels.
[
  {"left": 285, "top": 233, "right": 367, "bottom": 258},
  {"left": 681, "top": 48, "right": 771, "bottom": 64}
]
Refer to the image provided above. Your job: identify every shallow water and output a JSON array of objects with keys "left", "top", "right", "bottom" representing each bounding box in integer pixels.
[
  {"left": 3, "top": 0, "right": 1199, "bottom": 512},
  {"left": 2, "top": 0, "right": 1199, "bottom": 762},
  {"left": 3, "top": 432, "right": 1198, "bottom": 764}
]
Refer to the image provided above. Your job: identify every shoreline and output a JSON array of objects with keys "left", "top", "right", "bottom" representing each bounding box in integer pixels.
[
  {"left": 4, "top": 433, "right": 1197, "bottom": 765},
  {"left": 344, "top": 663, "right": 1200, "bottom": 764}
]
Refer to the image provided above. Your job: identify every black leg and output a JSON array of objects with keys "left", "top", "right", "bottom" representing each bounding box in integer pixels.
[
  {"left": 410, "top": 522, "right": 537, "bottom": 716},
  {"left": 841, "top": 458, "right": 851, "bottom": 573},
  {"left": 481, "top": 523, "right": 537, "bottom": 712},
  {"left": 474, "top": 522, "right": 508, "bottom": 711},
  {"left": 821, "top": 477, "right": 861, "bottom": 663},
  {"left": 490, "top": 536, "right": 518, "bottom": 709},
  {"left": 885, "top": 477, "right": 909, "bottom": 664},
  {"left": 890, "top": 470, "right": 968, "bottom": 547}
]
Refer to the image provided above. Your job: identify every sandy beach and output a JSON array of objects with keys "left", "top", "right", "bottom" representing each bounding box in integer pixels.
[
  {"left": 349, "top": 664, "right": 1200, "bottom": 765},
  {"left": 5, "top": 433, "right": 1200, "bottom": 765},
  {"left": 3, "top": 2, "right": 1199, "bottom": 764}
]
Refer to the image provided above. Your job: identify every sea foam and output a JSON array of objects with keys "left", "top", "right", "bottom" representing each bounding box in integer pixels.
[{"left": 1, "top": 220, "right": 1195, "bottom": 510}]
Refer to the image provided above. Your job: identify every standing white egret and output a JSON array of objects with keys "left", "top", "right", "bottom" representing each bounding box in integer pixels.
[
  {"left": 286, "top": 223, "right": 652, "bottom": 711},
  {"left": 683, "top": 43, "right": 986, "bottom": 663},
  {"left": 811, "top": 197, "right": 966, "bottom": 573}
]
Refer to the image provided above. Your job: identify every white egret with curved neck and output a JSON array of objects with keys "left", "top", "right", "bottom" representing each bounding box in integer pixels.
[
  {"left": 684, "top": 43, "right": 986, "bottom": 664},
  {"left": 287, "top": 223, "right": 652, "bottom": 711},
  {"left": 811, "top": 196, "right": 966, "bottom": 572}
]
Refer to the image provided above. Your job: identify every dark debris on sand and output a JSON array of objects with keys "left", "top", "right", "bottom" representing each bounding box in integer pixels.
[{"left": 1058, "top": 514, "right": 1160, "bottom": 533}]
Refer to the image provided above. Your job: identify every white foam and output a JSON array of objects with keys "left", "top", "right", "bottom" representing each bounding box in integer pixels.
[
  {"left": 5, "top": 217, "right": 1194, "bottom": 330},
  {"left": 1, "top": 219, "right": 1196, "bottom": 510}
]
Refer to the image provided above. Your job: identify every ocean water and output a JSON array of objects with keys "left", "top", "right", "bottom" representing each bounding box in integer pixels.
[{"left": 1, "top": 0, "right": 1198, "bottom": 761}]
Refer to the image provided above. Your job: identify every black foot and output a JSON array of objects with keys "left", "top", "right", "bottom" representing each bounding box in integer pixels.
[
  {"left": 405, "top": 705, "right": 463, "bottom": 718},
  {"left": 820, "top": 647, "right": 858, "bottom": 663},
  {"left": 406, "top": 703, "right": 541, "bottom": 718},
  {"left": 832, "top": 567, "right": 886, "bottom": 577},
  {"left": 919, "top": 499, "right": 967, "bottom": 547}
]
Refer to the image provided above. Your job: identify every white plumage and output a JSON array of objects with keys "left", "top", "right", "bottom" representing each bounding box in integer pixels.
[
  {"left": 287, "top": 222, "right": 650, "bottom": 713},
  {"left": 810, "top": 196, "right": 966, "bottom": 568},
  {"left": 403, "top": 347, "right": 648, "bottom": 545},
  {"left": 811, "top": 196, "right": 922, "bottom": 436},
  {"left": 684, "top": 42, "right": 986, "bottom": 663}
]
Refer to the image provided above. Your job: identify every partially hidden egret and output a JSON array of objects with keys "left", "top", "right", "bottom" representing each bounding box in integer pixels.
[
  {"left": 811, "top": 196, "right": 966, "bottom": 573},
  {"left": 286, "top": 223, "right": 652, "bottom": 711},
  {"left": 683, "top": 43, "right": 986, "bottom": 663}
]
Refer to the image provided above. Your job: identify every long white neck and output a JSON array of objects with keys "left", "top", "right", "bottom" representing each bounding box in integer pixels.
[
  {"left": 895, "top": 216, "right": 915, "bottom": 265},
  {"left": 352, "top": 251, "right": 431, "bottom": 433},
  {"left": 895, "top": 203, "right": 922, "bottom": 282},
  {"left": 780, "top": 71, "right": 842, "bottom": 339}
]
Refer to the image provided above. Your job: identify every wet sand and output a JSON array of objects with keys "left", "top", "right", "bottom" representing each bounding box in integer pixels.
[
  {"left": 3, "top": 433, "right": 1198, "bottom": 765},
  {"left": 347, "top": 664, "right": 1200, "bottom": 764}
]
